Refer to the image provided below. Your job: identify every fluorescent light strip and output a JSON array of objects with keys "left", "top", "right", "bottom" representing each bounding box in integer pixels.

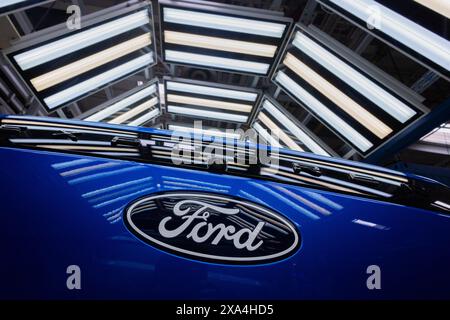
[
  {"left": 14, "top": 10, "right": 150, "bottom": 71},
  {"left": 163, "top": 7, "right": 285, "bottom": 38},
  {"left": 44, "top": 53, "right": 153, "bottom": 109},
  {"left": 276, "top": 71, "right": 373, "bottom": 152},
  {"left": 414, "top": 0, "right": 450, "bottom": 19},
  {"left": 167, "top": 81, "right": 257, "bottom": 101},
  {"left": 165, "top": 50, "right": 269, "bottom": 74},
  {"left": 284, "top": 53, "right": 392, "bottom": 139},
  {"left": 168, "top": 125, "right": 241, "bottom": 139},
  {"left": 108, "top": 97, "right": 158, "bottom": 124},
  {"left": 258, "top": 112, "right": 304, "bottom": 152},
  {"left": 127, "top": 108, "right": 160, "bottom": 126},
  {"left": 164, "top": 30, "right": 277, "bottom": 58},
  {"left": 262, "top": 100, "right": 330, "bottom": 156},
  {"left": 31, "top": 34, "right": 151, "bottom": 92},
  {"left": 253, "top": 122, "right": 282, "bottom": 148},
  {"left": 328, "top": 0, "right": 450, "bottom": 71},
  {"left": 167, "top": 105, "right": 248, "bottom": 122},
  {"left": 293, "top": 32, "right": 416, "bottom": 123},
  {"left": 85, "top": 85, "right": 156, "bottom": 122},
  {"left": 1, "top": 0, "right": 27, "bottom": 6},
  {"left": 167, "top": 94, "right": 252, "bottom": 113}
]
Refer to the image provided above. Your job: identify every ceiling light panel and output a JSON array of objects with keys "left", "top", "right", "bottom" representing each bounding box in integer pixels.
[
  {"left": 0, "top": 0, "right": 52, "bottom": 16},
  {"left": 414, "top": 0, "right": 450, "bottom": 19},
  {"left": 253, "top": 96, "right": 332, "bottom": 157},
  {"left": 317, "top": 0, "right": 450, "bottom": 80},
  {"left": 421, "top": 123, "right": 450, "bottom": 145},
  {"left": 272, "top": 25, "right": 426, "bottom": 156},
  {"left": 83, "top": 81, "right": 160, "bottom": 127},
  {"left": 5, "top": 2, "right": 157, "bottom": 111},
  {"left": 159, "top": 0, "right": 292, "bottom": 76},
  {"left": 164, "top": 77, "right": 261, "bottom": 123}
]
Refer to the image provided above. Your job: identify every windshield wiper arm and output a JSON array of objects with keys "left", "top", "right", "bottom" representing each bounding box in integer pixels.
[
  {"left": 110, "top": 136, "right": 141, "bottom": 147},
  {"left": 52, "top": 130, "right": 82, "bottom": 142}
]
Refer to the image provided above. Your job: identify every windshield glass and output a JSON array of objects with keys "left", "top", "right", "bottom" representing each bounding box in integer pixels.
[{"left": 1, "top": 115, "right": 449, "bottom": 214}]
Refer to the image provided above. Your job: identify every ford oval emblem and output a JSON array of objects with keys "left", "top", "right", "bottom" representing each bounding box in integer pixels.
[{"left": 124, "top": 191, "right": 300, "bottom": 265}]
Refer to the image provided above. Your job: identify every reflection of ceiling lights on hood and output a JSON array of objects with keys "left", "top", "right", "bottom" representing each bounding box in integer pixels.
[{"left": 432, "top": 200, "right": 450, "bottom": 212}]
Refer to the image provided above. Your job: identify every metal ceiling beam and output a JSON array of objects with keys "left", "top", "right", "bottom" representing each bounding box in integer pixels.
[
  {"left": 0, "top": 16, "right": 20, "bottom": 49},
  {"left": 354, "top": 34, "right": 373, "bottom": 54},
  {"left": 298, "top": 0, "right": 317, "bottom": 25},
  {"left": 364, "top": 97, "right": 450, "bottom": 164},
  {"left": 43, "top": 0, "right": 99, "bottom": 14},
  {"left": 25, "top": 99, "right": 44, "bottom": 115},
  {"left": 269, "top": 0, "right": 283, "bottom": 11},
  {"left": 0, "top": 97, "right": 15, "bottom": 114},
  {"left": 104, "top": 87, "right": 114, "bottom": 100},
  {"left": 408, "top": 143, "right": 450, "bottom": 156},
  {"left": 411, "top": 70, "right": 441, "bottom": 94},
  {"left": 71, "top": 0, "right": 87, "bottom": 13},
  {"left": 56, "top": 109, "right": 67, "bottom": 118},
  {"left": 12, "top": 11, "right": 33, "bottom": 35},
  {"left": 70, "top": 102, "right": 82, "bottom": 117},
  {"left": 307, "top": 25, "right": 427, "bottom": 106}
]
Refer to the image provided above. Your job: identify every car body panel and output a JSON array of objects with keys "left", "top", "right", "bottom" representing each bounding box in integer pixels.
[{"left": 0, "top": 115, "right": 449, "bottom": 299}]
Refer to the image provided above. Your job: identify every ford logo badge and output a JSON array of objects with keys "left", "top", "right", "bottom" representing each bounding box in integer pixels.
[{"left": 124, "top": 191, "right": 300, "bottom": 265}]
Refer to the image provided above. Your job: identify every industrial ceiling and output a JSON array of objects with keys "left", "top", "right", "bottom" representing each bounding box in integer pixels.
[{"left": 0, "top": 0, "right": 449, "bottom": 172}]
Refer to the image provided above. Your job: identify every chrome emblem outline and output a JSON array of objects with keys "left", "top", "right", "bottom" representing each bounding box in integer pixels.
[{"left": 124, "top": 191, "right": 300, "bottom": 265}]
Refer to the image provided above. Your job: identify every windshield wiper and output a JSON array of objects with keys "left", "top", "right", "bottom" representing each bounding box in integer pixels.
[
  {"left": 52, "top": 130, "right": 82, "bottom": 141},
  {"left": 110, "top": 136, "right": 141, "bottom": 147},
  {"left": 292, "top": 162, "right": 322, "bottom": 177},
  {"left": 0, "top": 124, "right": 28, "bottom": 135}
]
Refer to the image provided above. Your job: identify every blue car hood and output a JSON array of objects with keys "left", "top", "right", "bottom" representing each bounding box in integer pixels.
[{"left": 0, "top": 115, "right": 449, "bottom": 299}]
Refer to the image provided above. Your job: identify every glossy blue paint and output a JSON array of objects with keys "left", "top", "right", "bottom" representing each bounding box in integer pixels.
[
  {"left": 1, "top": 143, "right": 449, "bottom": 300},
  {"left": 0, "top": 115, "right": 449, "bottom": 299}
]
